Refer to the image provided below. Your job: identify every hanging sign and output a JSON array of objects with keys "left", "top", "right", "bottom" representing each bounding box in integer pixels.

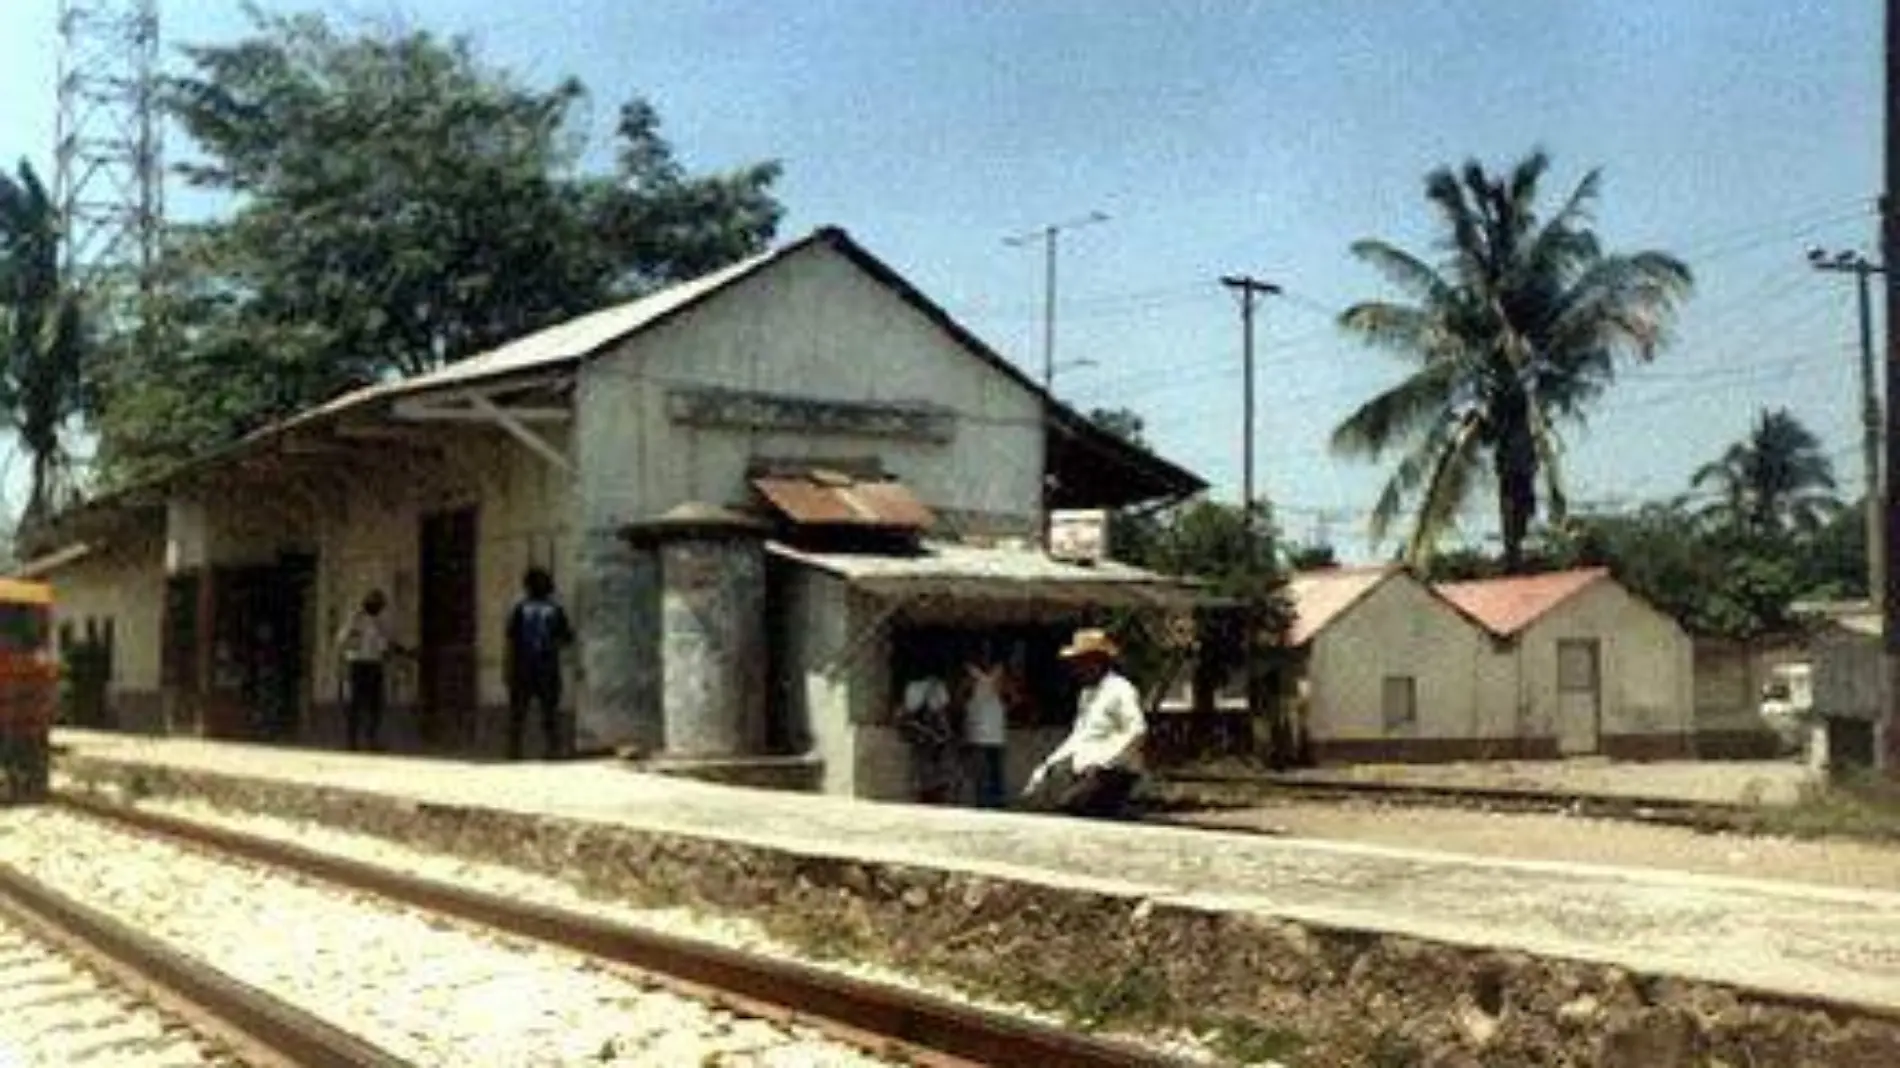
[{"left": 1048, "top": 509, "right": 1109, "bottom": 564}]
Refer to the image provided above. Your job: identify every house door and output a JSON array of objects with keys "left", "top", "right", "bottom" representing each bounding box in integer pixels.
[
  {"left": 419, "top": 508, "right": 479, "bottom": 751},
  {"left": 1555, "top": 639, "right": 1602, "bottom": 755}
]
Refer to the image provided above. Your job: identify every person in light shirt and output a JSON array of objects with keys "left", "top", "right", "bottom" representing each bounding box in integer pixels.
[
  {"left": 335, "top": 590, "right": 407, "bottom": 751},
  {"left": 960, "top": 645, "right": 1010, "bottom": 809},
  {"left": 1023, "top": 628, "right": 1147, "bottom": 818}
]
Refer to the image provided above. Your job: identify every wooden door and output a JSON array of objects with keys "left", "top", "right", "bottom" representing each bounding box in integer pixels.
[
  {"left": 419, "top": 508, "right": 479, "bottom": 751},
  {"left": 1555, "top": 639, "right": 1602, "bottom": 755}
]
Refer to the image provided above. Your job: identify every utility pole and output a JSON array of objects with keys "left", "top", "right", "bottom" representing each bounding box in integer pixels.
[
  {"left": 1005, "top": 211, "right": 1109, "bottom": 390},
  {"left": 1809, "top": 248, "right": 1886, "bottom": 601},
  {"left": 1221, "top": 275, "right": 1281, "bottom": 544},
  {"left": 1884, "top": 0, "right": 1900, "bottom": 775},
  {"left": 1221, "top": 274, "right": 1282, "bottom": 764}
]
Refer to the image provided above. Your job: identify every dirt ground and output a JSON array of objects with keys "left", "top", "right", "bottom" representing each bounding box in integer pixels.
[
  {"left": 1273, "top": 757, "right": 1814, "bottom": 806},
  {"left": 1175, "top": 799, "right": 1900, "bottom": 891}
]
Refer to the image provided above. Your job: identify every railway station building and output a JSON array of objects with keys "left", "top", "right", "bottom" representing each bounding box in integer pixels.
[{"left": 20, "top": 227, "right": 1207, "bottom": 798}]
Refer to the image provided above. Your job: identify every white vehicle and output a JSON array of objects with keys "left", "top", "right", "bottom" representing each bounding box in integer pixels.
[{"left": 1758, "top": 663, "right": 1814, "bottom": 755}]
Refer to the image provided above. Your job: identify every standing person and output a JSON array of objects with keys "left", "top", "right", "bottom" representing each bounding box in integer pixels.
[
  {"left": 1022, "top": 628, "right": 1147, "bottom": 819},
  {"left": 336, "top": 590, "right": 403, "bottom": 752},
  {"left": 506, "top": 567, "right": 575, "bottom": 760},
  {"left": 894, "top": 657, "right": 957, "bottom": 804},
  {"left": 962, "top": 646, "right": 1009, "bottom": 809}
]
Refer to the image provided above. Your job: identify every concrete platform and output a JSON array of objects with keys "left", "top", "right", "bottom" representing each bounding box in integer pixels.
[{"left": 47, "top": 729, "right": 1900, "bottom": 1065}]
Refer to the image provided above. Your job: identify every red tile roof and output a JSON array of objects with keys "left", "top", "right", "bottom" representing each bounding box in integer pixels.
[
  {"left": 1434, "top": 568, "right": 1610, "bottom": 637},
  {"left": 1285, "top": 565, "right": 1402, "bottom": 646}
]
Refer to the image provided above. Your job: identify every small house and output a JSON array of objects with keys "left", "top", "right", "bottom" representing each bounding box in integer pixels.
[
  {"left": 1283, "top": 566, "right": 1505, "bottom": 763},
  {"left": 1437, "top": 568, "right": 1695, "bottom": 760}
]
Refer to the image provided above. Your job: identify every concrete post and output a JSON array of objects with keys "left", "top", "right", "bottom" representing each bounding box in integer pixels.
[
  {"left": 623, "top": 504, "right": 769, "bottom": 760},
  {"left": 574, "top": 527, "right": 662, "bottom": 754}
]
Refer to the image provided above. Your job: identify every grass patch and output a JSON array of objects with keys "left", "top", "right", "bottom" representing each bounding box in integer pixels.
[
  {"left": 1206, "top": 1016, "right": 1307, "bottom": 1064},
  {"left": 1745, "top": 772, "right": 1900, "bottom": 843}
]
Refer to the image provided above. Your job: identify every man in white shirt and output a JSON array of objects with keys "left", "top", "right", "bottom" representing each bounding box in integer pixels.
[
  {"left": 335, "top": 590, "right": 406, "bottom": 751},
  {"left": 1023, "top": 628, "right": 1147, "bottom": 818}
]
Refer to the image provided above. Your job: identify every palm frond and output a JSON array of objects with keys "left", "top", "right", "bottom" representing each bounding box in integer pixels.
[
  {"left": 1403, "top": 414, "right": 1485, "bottom": 564},
  {"left": 1364, "top": 407, "right": 1467, "bottom": 543},
  {"left": 1527, "top": 399, "right": 1568, "bottom": 523},
  {"left": 1330, "top": 358, "right": 1462, "bottom": 459},
  {"left": 1347, "top": 241, "right": 1454, "bottom": 305}
]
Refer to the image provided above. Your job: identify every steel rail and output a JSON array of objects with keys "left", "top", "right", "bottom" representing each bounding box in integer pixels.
[
  {"left": 55, "top": 791, "right": 1190, "bottom": 1068},
  {"left": 0, "top": 857, "right": 410, "bottom": 1068},
  {"left": 1152, "top": 772, "right": 1757, "bottom": 831}
]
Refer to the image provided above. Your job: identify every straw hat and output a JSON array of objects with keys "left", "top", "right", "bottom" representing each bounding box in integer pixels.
[{"left": 1058, "top": 628, "right": 1120, "bottom": 660}]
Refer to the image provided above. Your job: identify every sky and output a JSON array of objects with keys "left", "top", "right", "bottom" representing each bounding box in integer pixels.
[{"left": 0, "top": 1, "right": 1884, "bottom": 560}]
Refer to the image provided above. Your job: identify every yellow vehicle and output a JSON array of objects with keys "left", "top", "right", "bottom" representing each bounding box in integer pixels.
[{"left": 0, "top": 577, "right": 56, "bottom": 801}]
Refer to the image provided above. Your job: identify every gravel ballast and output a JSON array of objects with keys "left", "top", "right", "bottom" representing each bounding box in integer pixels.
[{"left": 0, "top": 807, "right": 902, "bottom": 1067}]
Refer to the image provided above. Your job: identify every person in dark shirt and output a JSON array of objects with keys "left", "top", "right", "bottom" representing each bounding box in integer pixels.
[{"left": 506, "top": 567, "right": 575, "bottom": 759}]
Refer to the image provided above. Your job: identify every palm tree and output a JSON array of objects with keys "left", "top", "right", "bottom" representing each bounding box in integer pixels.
[
  {"left": 1691, "top": 407, "right": 1839, "bottom": 538},
  {"left": 1331, "top": 150, "right": 1692, "bottom": 571},
  {"left": 0, "top": 159, "right": 87, "bottom": 528}
]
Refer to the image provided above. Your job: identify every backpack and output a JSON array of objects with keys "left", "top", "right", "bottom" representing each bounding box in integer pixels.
[{"left": 514, "top": 600, "right": 567, "bottom": 661}]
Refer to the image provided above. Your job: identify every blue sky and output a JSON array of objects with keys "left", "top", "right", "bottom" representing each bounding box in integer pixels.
[{"left": 0, "top": 1, "right": 1882, "bottom": 559}]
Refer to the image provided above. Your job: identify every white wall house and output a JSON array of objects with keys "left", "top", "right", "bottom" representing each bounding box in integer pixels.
[{"left": 1437, "top": 569, "right": 1696, "bottom": 760}]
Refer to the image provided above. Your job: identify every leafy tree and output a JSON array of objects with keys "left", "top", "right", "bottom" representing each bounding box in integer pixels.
[
  {"left": 1332, "top": 150, "right": 1692, "bottom": 572},
  {"left": 1526, "top": 503, "right": 1805, "bottom": 639},
  {"left": 1804, "top": 495, "right": 1870, "bottom": 599},
  {"left": 1285, "top": 543, "right": 1338, "bottom": 571},
  {"left": 0, "top": 159, "right": 87, "bottom": 527},
  {"left": 1085, "top": 406, "right": 1149, "bottom": 447},
  {"left": 1691, "top": 407, "right": 1840, "bottom": 538},
  {"left": 94, "top": 9, "right": 783, "bottom": 486}
]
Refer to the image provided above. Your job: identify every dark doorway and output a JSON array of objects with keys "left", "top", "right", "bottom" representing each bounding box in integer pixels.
[
  {"left": 201, "top": 561, "right": 312, "bottom": 742},
  {"left": 419, "top": 507, "right": 479, "bottom": 751}
]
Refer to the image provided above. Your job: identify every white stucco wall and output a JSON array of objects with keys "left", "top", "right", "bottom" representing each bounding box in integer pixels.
[
  {"left": 1306, "top": 574, "right": 1492, "bottom": 744},
  {"left": 48, "top": 530, "right": 167, "bottom": 698},
  {"left": 574, "top": 241, "right": 1046, "bottom": 533},
  {"left": 1516, "top": 581, "right": 1694, "bottom": 742}
]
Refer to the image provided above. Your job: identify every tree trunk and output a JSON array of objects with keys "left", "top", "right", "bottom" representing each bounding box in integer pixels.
[{"left": 1494, "top": 404, "right": 1539, "bottom": 573}]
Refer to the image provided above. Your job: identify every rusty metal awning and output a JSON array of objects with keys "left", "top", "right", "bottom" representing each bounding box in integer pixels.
[{"left": 751, "top": 471, "right": 935, "bottom": 531}]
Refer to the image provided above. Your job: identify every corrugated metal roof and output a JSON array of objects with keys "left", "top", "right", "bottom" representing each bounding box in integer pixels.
[
  {"left": 264, "top": 245, "right": 787, "bottom": 440},
  {"left": 1285, "top": 566, "right": 1401, "bottom": 646},
  {"left": 763, "top": 539, "right": 1193, "bottom": 589},
  {"left": 1435, "top": 567, "right": 1610, "bottom": 637},
  {"left": 38, "top": 226, "right": 1206, "bottom": 551},
  {"left": 752, "top": 473, "right": 935, "bottom": 530}
]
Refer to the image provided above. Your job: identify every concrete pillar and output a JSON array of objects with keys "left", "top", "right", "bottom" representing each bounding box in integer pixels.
[
  {"left": 623, "top": 504, "right": 768, "bottom": 760},
  {"left": 574, "top": 526, "right": 661, "bottom": 753}
]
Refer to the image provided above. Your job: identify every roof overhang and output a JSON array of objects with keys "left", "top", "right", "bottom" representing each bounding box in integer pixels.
[
  {"left": 13, "top": 542, "right": 95, "bottom": 580},
  {"left": 766, "top": 540, "right": 1209, "bottom": 610}
]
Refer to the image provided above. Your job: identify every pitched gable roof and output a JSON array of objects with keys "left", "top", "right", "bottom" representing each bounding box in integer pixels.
[
  {"left": 1434, "top": 567, "right": 1611, "bottom": 637},
  {"left": 37, "top": 227, "right": 1203, "bottom": 548},
  {"left": 1285, "top": 565, "right": 1403, "bottom": 646}
]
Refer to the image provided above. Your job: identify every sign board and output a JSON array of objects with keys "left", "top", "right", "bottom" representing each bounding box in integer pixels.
[{"left": 1048, "top": 509, "right": 1109, "bottom": 564}]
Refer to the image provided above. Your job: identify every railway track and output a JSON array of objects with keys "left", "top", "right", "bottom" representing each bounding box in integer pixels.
[
  {"left": 1148, "top": 772, "right": 1758, "bottom": 834},
  {"left": 0, "top": 858, "right": 401, "bottom": 1068},
  {"left": 43, "top": 792, "right": 1190, "bottom": 1068}
]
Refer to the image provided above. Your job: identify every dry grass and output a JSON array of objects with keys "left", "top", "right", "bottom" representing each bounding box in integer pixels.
[{"left": 1741, "top": 772, "right": 1900, "bottom": 843}]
